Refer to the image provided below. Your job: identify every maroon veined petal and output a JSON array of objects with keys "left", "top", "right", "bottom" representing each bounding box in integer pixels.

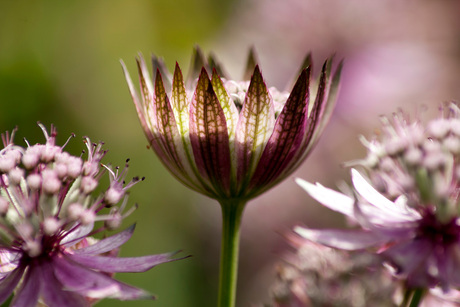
[
  {"left": 294, "top": 226, "right": 389, "bottom": 251},
  {"left": 248, "top": 67, "right": 311, "bottom": 196},
  {"left": 235, "top": 66, "right": 275, "bottom": 194},
  {"left": 69, "top": 251, "right": 180, "bottom": 273},
  {"left": 153, "top": 70, "right": 211, "bottom": 194},
  {"left": 39, "top": 260, "right": 89, "bottom": 307},
  {"left": 282, "top": 58, "right": 343, "bottom": 177},
  {"left": 74, "top": 225, "right": 135, "bottom": 255},
  {"left": 10, "top": 265, "right": 41, "bottom": 307},
  {"left": 0, "top": 266, "right": 25, "bottom": 304},
  {"left": 211, "top": 69, "right": 239, "bottom": 192},
  {"left": 189, "top": 68, "right": 232, "bottom": 197},
  {"left": 53, "top": 256, "right": 154, "bottom": 300}
]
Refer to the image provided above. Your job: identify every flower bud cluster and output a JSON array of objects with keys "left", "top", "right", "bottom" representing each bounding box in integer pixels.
[
  {"left": 269, "top": 239, "right": 397, "bottom": 307},
  {"left": 353, "top": 103, "right": 460, "bottom": 222},
  {"left": 223, "top": 79, "right": 290, "bottom": 116},
  {"left": 0, "top": 124, "right": 142, "bottom": 258}
]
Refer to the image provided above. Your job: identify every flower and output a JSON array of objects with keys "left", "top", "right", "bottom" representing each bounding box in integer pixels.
[
  {"left": 121, "top": 47, "right": 342, "bottom": 201},
  {"left": 269, "top": 238, "right": 396, "bottom": 307},
  {"left": 295, "top": 102, "right": 460, "bottom": 290},
  {"left": 0, "top": 124, "right": 182, "bottom": 306}
]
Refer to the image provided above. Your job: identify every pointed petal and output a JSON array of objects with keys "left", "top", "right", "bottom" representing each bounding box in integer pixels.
[
  {"left": 40, "top": 260, "right": 88, "bottom": 307},
  {"left": 151, "top": 54, "right": 171, "bottom": 92},
  {"left": 189, "top": 68, "right": 232, "bottom": 196},
  {"left": 235, "top": 66, "right": 275, "bottom": 193},
  {"left": 311, "top": 58, "right": 343, "bottom": 142},
  {"left": 61, "top": 222, "right": 94, "bottom": 247},
  {"left": 208, "top": 53, "right": 228, "bottom": 79},
  {"left": 11, "top": 265, "right": 41, "bottom": 307},
  {"left": 121, "top": 60, "right": 156, "bottom": 146},
  {"left": 284, "top": 58, "right": 343, "bottom": 176},
  {"left": 69, "top": 251, "right": 179, "bottom": 273},
  {"left": 211, "top": 69, "right": 239, "bottom": 190},
  {"left": 351, "top": 169, "right": 420, "bottom": 220},
  {"left": 295, "top": 178, "right": 355, "bottom": 217},
  {"left": 154, "top": 70, "right": 211, "bottom": 195},
  {"left": 243, "top": 47, "right": 258, "bottom": 81},
  {"left": 0, "top": 267, "right": 24, "bottom": 304},
  {"left": 248, "top": 68, "right": 311, "bottom": 194},
  {"left": 286, "top": 53, "right": 312, "bottom": 91},
  {"left": 211, "top": 69, "right": 239, "bottom": 140},
  {"left": 134, "top": 55, "right": 190, "bottom": 183},
  {"left": 75, "top": 225, "right": 135, "bottom": 255},
  {"left": 294, "top": 226, "right": 388, "bottom": 250},
  {"left": 171, "top": 63, "right": 190, "bottom": 123},
  {"left": 54, "top": 256, "right": 154, "bottom": 300},
  {"left": 186, "top": 45, "right": 207, "bottom": 88}
]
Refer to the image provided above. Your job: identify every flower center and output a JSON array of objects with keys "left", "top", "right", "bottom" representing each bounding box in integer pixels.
[{"left": 417, "top": 210, "right": 460, "bottom": 246}]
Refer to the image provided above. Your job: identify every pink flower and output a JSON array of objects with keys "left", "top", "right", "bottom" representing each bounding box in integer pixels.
[
  {"left": 0, "top": 124, "right": 183, "bottom": 306},
  {"left": 121, "top": 48, "right": 342, "bottom": 201},
  {"left": 295, "top": 103, "right": 460, "bottom": 290}
]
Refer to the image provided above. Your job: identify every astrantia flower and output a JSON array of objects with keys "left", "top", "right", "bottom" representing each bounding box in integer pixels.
[
  {"left": 122, "top": 47, "right": 342, "bottom": 307},
  {"left": 0, "top": 124, "right": 181, "bottom": 306},
  {"left": 121, "top": 48, "right": 342, "bottom": 201},
  {"left": 269, "top": 238, "right": 396, "bottom": 307},
  {"left": 295, "top": 102, "right": 460, "bottom": 292}
]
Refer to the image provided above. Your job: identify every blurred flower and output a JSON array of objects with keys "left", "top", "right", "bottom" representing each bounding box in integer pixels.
[
  {"left": 0, "top": 124, "right": 181, "bottom": 306},
  {"left": 121, "top": 48, "right": 342, "bottom": 201},
  {"left": 295, "top": 102, "right": 460, "bottom": 291},
  {"left": 268, "top": 237, "right": 397, "bottom": 307}
]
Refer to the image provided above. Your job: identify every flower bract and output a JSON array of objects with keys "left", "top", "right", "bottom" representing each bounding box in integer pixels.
[{"left": 122, "top": 48, "right": 342, "bottom": 201}]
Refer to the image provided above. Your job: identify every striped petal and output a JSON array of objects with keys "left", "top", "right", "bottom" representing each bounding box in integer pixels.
[
  {"left": 283, "top": 58, "right": 343, "bottom": 176},
  {"left": 211, "top": 69, "right": 239, "bottom": 192},
  {"left": 153, "top": 71, "right": 210, "bottom": 194},
  {"left": 189, "top": 68, "right": 232, "bottom": 197},
  {"left": 248, "top": 67, "right": 311, "bottom": 195},
  {"left": 235, "top": 66, "right": 275, "bottom": 194}
]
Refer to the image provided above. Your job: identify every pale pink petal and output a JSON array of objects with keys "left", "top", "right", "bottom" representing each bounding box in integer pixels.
[
  {"left": 295, "top": 178, "right": 355, "bottom": 218},
  {"left": 294, "top": 226, "right": 388, "bottom": 250}
]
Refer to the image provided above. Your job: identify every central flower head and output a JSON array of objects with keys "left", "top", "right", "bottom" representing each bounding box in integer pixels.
[{"left": 122, "top": 48, "right": 342, "bottom": 201}]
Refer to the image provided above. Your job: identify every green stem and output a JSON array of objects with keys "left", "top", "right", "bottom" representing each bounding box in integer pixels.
[
  {"left": 217, "top": 199, "right": 246, "bottom": 307},
  {"left": 400, "top": 288, "right": 425, "bottom": 307},
  {"left": 408, "top": 289, "right": 425, "bottom": 307}
]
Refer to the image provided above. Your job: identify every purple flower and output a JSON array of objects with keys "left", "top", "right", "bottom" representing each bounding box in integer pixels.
[
  {"left": 295, "top": 103, "right": 460, "bottom": 290},
  {"left": 121, "top": 48, "right": 342, "bottom": 201},
  {"left": 0, "top": 124, "right": 181, "bottom": 306}
]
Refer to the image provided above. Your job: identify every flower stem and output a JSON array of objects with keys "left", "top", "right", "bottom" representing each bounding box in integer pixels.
[
  {"left": 408, "top": 289, "right": 425, "bottom": 307},
  {"left": 401, "top": 288, "right": 426, "bottom": 307},
  {"left": 217, "top": 199, "right": 246, "bottom": 307}
]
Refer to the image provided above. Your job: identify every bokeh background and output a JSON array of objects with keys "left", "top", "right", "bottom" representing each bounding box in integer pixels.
[{"left": 1, "top": 0, "right": 460, "bottom": 306}]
